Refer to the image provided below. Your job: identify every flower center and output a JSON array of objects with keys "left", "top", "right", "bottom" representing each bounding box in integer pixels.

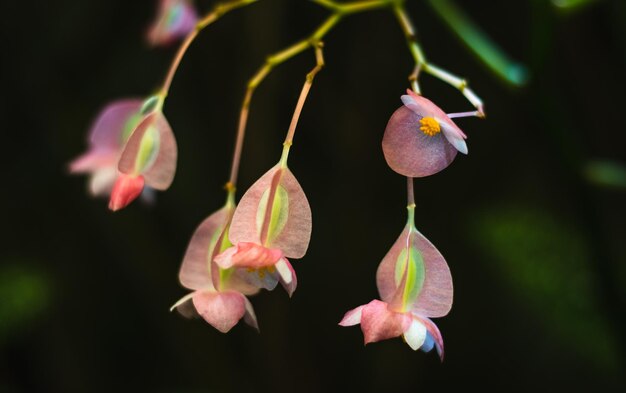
[
  {"left": 419, "top": 117, "right": 441, "bottom": 136},
  {"left": 246, "top": 265, "right": 276, "bottom": 279}
]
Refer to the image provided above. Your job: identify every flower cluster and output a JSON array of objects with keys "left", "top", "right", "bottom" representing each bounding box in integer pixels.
[
  {"left": 69, "top": 0, "right": 486, "bottom": 358},
  {"left": 171, "top": 161, "right": 312, "bottom": 331},
  {"left": 339, "top": 90, "right": 478, "bottom": 356}
]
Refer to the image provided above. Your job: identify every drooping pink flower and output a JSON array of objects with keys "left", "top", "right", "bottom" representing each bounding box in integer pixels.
[
  {"left": 214, "top": 164, "right": 312, "bottom": 297},
  {"left": 148, "top": 0, "right": 198, "bottom": 46},
  {"left": 69, "top": 99, "right": 143, "bottom": 196},
  {"left": 382, "top": 89, "right": 470, "bottom": 177},
  {"left": 340, "top": 300, "right": 444, "bottom": 357},
  {"left": 339, "top": 209, "right": 452, "bottom": 359},
  {"left": 70, "top": 96, "right": 178, "bottom": 211},
  {"left": 172, "top": 202, "right": 259, "bottom": 332},
  {"left": 110, "top": 98, "right": 178, "bottom": 211}
]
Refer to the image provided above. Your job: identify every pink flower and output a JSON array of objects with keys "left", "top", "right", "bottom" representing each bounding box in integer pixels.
[
  {"left": 69, "top": 99, "right": 143, "bottom": 196},
  {"left": 339, "top": 210, "right": 452, "bottom": 359},
  {"left": 215, "top": 242, "right": 297, "bottom": 297},
  {"left": 172, "top": 203, "right": 260, "bottom": 332},
  {"left": 147, "top": 0, "right": 198, "bottom": 46},
  {"left": 110, "top": 103, "right": 178, "bottom": 211},
  {"left": 382, "top": 90, "right": 470, "bottom": 177},
  {"left": 214, "top": 164, "right": 312, "bottom": 297},
  {"left": 340, "top": 300, "right": 444, "bottom": 358},
  {"left": 70, "top": 96, "right": 178, "bottom": 211}
]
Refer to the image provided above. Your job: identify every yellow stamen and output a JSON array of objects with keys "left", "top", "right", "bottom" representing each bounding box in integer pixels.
[
  {"left": 419, "top": 117, "right": 441, "bottom": 136},
  {"left": 267, "top": 265, "right": 276, "bottom": 273}
]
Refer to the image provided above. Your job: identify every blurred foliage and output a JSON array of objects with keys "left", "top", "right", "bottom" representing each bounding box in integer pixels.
[
  {"left": 470, "top": 205, "right": 619, "bottom": 368},
  {"left": 427, "top": 0, "right": 529, "bottom": 86},
  {"left": 551, "top": 0, "right": 601, "bottom": 12},
  {"left": 0, "top": 263, "right": 50, "bottom": 345},
  {"left": 584, "top": 160, "right": 626, "bottom": 190}
]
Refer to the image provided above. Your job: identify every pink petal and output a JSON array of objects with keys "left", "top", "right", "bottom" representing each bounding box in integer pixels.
[
  {"left": 412, "top": 314, "right": 445, "bottom": 361},
  {"left": 360, "top": 300, "right": 411, "bottom": 344},
  {"left": 339, "top": 305, "right": 365, "bottom": 326},
  {"left": 411, "top": 230, "right": 453, "bottom": 318},
  {"left": 118, "top": 112, "right": 177, "bottom": 190},
  {"left": 69, "top": 149, "right": 118, "bottom": 173},
  {"left": 89, "top": 166, "right": 119, "bottom": 196},
  {"left": 402, "top": 90, "right": 449, "bottom": 120},
  {"left": 440, "top": 122, "right": 468, "bottom": 155},
  {"left": 229, "top": 165, "right": 312, "bottom": 259},
  {"left": 376, "top": 225, "right": 412, "bottom": 305},
  {"left": 170, "top": 292, "right": 197, "bottom": 318},
  {"left": 382, "top": 105, "right": 457, "bottom": 177},
  {"left": 108, "top": 174, "right": 144, "bottom": 211},
  {"left": 243, "top": 296, "right": 259, "bottom": 331},
  {"left": 276, "top": 258, "right": 297, "bottom": 297},
  {"left": 377, "top": 227, "right": 453, "bottom": 318},
  {"left": 383, "top": 225, "right": 426, "bottom": 313},
  {"left": 88, "top": 99, "right": 143, "bottom": 150},
  {"left": 214, "top": 243, "right": 283, "bottom": 269},
  {"left": 192, "top": 290, "right": 246, "bottom": 333},
  {"left": 148, "top": 0, "right": 198, "bottom": 46},
  {"left": 179, "top": 207, "right": 232, "bottom": 291}
]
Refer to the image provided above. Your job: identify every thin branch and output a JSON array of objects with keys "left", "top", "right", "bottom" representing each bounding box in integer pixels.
[
  {"left": 160, "top": 0, "right": 258, "bottom": 99},
  {"left": 392, "top": 2, "right": 486, "bottom": 116}
]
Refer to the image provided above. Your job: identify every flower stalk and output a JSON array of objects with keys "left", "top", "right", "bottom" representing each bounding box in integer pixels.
[
  {"left": 391, "top": 2, "right": 485, "bottom": 116},
  {"left": 160, "top": 0, "right": 259, "bottom": 101}
]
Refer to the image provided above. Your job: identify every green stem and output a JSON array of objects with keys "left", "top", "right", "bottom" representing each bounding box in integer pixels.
[
  {"left": 392, "top": 2, "right": 485, "bottom": 115},
  {"left": 407, "top": 176, "right": 416, "bottom": 225}
]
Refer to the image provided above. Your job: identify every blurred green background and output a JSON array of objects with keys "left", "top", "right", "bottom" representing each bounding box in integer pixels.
[{"left": 2, "top": 0, "right": 625, "bottom": 391}]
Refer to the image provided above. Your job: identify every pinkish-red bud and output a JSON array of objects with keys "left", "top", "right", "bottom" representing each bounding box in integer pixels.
[{"left": 108, "top": 174, "right": 145, "bottom": 211}]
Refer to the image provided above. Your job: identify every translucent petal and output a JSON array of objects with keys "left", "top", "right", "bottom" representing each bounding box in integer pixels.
[
  {"left": 421, "top": 331, "right": 435, "bottom": 353},
  {"left": 118, "top": 112, "right": 177, "bottom": 190},
  {"left": 382, "top": 106, "right": 458, "bottom": 177},
  {"left": 214, "top": 243, "right": 283, "bottom": 269},
  {"left": 377, "top": 227, "right": 453, "bottom": 318},
  {"left": 413, "top": 314, "right": 445, "bottom": 361},
  {"left": 243, "top": 296, "right": 259, "bottom": 331},
  {"left": 148, "top": 0, "right": 198, "bottom": 46},
  {"left": 276, "top": 258, "right": 297, "bottom": 297},
  {"left": 69, "top": 149, "right": 118, "bottom": 174},
  {"left": 339, "top": 305, "right": 364, "bottom": 326},
  {"left": 192, "top": 290, "right": 246, "bottom": 333},
  {"left": 360, "top": 300, "right": 411, "bottom": 344},
  {"left": 403, "top": 318, "right": 427, "bottom": 350},
  {"left": 440, "top": 121, "right": 468, "bottom": 154},
  {"left": 89, "top": 166, "right": 118, "bottom": 196},
  {"left": 401, "top": 91, "right": 451, "bottom": 118},
  {"left": 230, "top": 165, "right": 312, "bottom": 258},
  {"left": 89, "top": 100, "right": 143, "bottom": 150},
  {"left": 179, "top": 207, "right": 232, "bottom": 291}
]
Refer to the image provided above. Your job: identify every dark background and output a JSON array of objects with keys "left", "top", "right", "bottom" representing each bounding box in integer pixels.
[{"left": 2, "top": 0, "right": 625, "bottom": 392}]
